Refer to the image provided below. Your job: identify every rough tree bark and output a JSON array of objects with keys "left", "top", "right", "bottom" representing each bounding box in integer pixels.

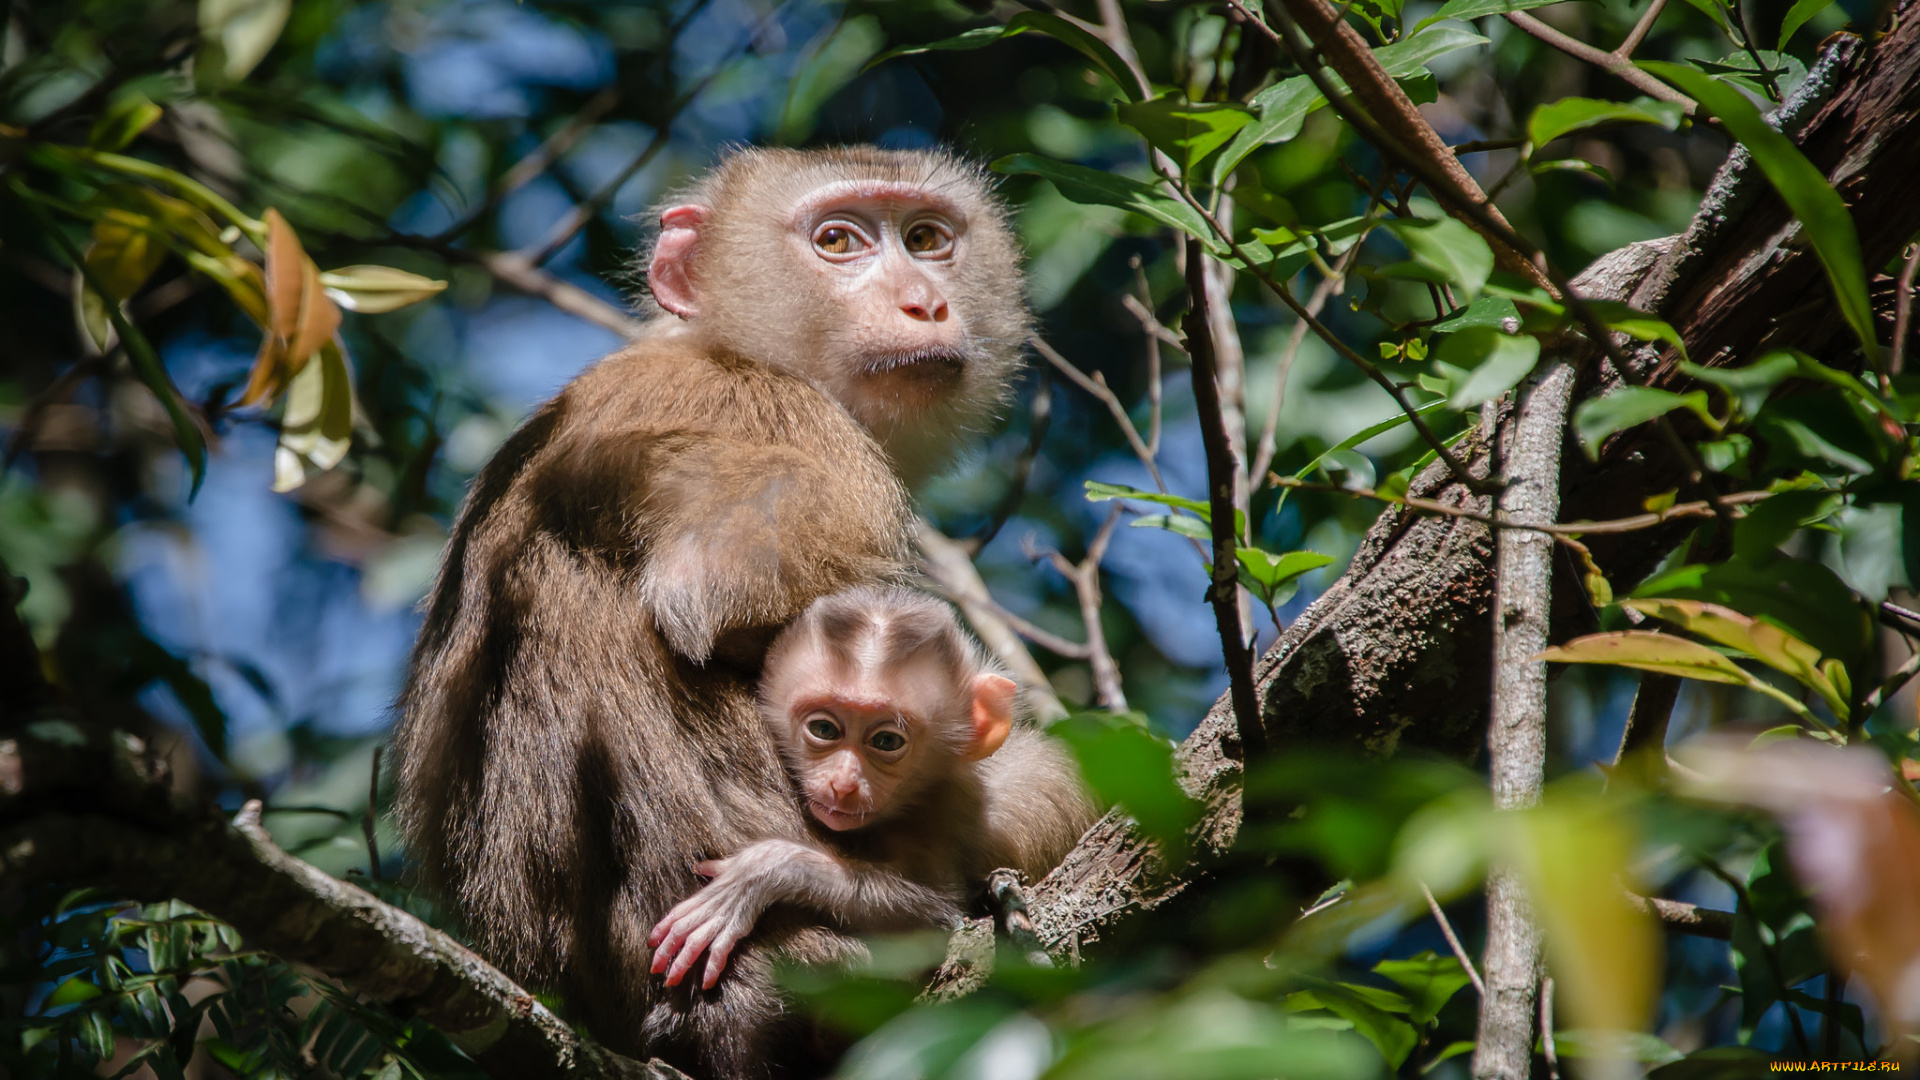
[{"left": 1028, "top": 8, "right": 1920, "bottom": 958}]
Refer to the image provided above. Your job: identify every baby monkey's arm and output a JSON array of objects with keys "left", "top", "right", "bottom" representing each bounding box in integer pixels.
[{"left": 647, "top": 839, "right": 961, "bottom": 989}]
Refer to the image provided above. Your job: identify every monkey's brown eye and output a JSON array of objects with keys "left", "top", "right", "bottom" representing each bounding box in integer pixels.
[
  {"left": 868, "top": 731, "right": 905, "bottom": 752},
  {"left": 806, "top": 716, "right": 842, "bottom": 741},
  {"left": 903, "top": 223, "right": 952, "bottom": 257},
  {"left": 813, "top": 225, "right": 866, "bottom": 257}
]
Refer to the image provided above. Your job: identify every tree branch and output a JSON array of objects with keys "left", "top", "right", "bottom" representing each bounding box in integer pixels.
[
  {"left": 1473, "top": 354, "right": 1576, "bottom": 1080},
  {"left": 0, "top": 591, "right": 678, "bottom": 1080},
  {"left": 1502, "top": 11, "right": 1694, "bottom": 108},
  {"left": 1185, "top": 235, "right": 1263, "bottom": 757}
]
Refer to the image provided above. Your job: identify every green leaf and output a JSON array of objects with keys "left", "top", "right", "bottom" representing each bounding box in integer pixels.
[
  {"left": 1431, "top": 296, "right": 1520, "bottom": 334},
  {"left": 1583, "top": 300, "right": 1690, "bottom": 362},
  {"left": 274, "top": 339, "right": 354, "bottom": 492},
  {"left": 1572, "top": 386, "right": 1714, "bottom": 459},
  {"left": 1526, "top": 96, "right": 1684, "bottom": 153},
  {"left": 1528, "top": 157, "right": 1615, "bottom": 189},
  {"left": 48, "top": 975, "right": 104, "bottom": 1007},
  {"left": 1117, "top": 93, "right": 1255, "bottom": 175},
  {"left": 869, "top": 11, "right": 1143, "bottom": 101},
  {"left": 1641, "top": 61, "right": 1879, "bottom": 365},
  {"left": 1297, "top": 979, "right": 1420, "bottom": 1067},
  {"left": 1778, "top": 0, "right": 1836, "bottom": 47},
  {"left": 1536, "top": 631, "right": 1759, "bottom": 686},
  {"left": 779, "top": 17, "right": 886, "bottom": 144},
  {"left": 1236, "top": 548, "right": 1334, "bottom": 605},
  {"left": 993, "top": 154, "right": 1218, "bottom": 253},
  {"left": 1414, "top": 0, "right": 1563, "bottom": 33},
  {"left": 318, "top": 265, "right": 448, "bottom": 313},
  {"left": 1383, "top": 217, "right": 1494, "bottom": 296},
  {"left": 1679, "top": 350, "right": 1798, "bottom": 420},
  {"left": 1374, "top": 952, "right": 1473, "bottom": 1025},
  {"left": 88, "top": 93, "right": 165, "bottom": 151},
  {"left": 1133, "top": 513, "right": 1213, "bottom": 542},
  {"left": 199, "top": 0, "right": 292, "bottom": 80},
  {"left": 1285, "top": 401, "right": 1450, "bottom": 493},
  {"left": 1437, "top": 326, "right": 1541, "bottom": 408},
  {"left": 1730, "top": 487, "right": 1844, "bottom": 561},
  {"left": 1210, "top": 29, "right": 1487, "bottom": 185},
  {"left": 1052, "top": 713, "right": 1199, "bottom": 858},
  {"left": 1085, "top": 480, "right": 1210, "bottom": 519}
]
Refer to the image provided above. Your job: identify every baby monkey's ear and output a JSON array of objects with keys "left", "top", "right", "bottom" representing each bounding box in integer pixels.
[
  {"left": 964, "top": 673, "right": 1017, "bottom": 760},
  {"left": 648, "top": 205, "right": 707, "bottom": 318}
]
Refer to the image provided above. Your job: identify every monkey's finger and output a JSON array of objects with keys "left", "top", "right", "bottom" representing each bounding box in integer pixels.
[
  {"left": 693, "top": 860, "right": 726, "bottom": 878},
  {"left": 650, "top": 914, "right": 700, "bottom": 973},
  {"left": 665, "top": 922, "right": 720, "bottom": 986},
  {"left": 700, "top": 930, "right": 741, "bottom": 989}
]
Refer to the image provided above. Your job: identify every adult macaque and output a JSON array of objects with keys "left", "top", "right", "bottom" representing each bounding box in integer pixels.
[
  {"left": 391, "top": 147, "right": 1030, "bottom": 1078},
  {"left": 647, "top": 587, "right": 1099, "bottom": 990}
]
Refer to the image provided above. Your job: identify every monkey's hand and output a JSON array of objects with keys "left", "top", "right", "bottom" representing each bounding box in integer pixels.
[{"left": 648, "top": 844, "right": 798, "bottom": 990}]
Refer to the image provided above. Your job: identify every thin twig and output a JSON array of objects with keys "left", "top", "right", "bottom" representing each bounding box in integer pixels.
[
  {"left": 1119, "top": 292, "right": 1186, "bottom": 351},
  {"left": 1267, "top": 476, "right": 1770, "bottom": 535},
  {"left": 3, "top": 352, "right": 114, "bottom": 469},
  {"left": 521, "top": 1, "right": 794, "bottom": 267},
  {"left": 1185, "top": 236, "right": 1264, "bottom": 757},
  {"left": 1614, "top": 0, "right": 1670, "bottom": 58},
  {"left": 1250, "top": 231, "right": 1365, "bottom": 483},
  {"left": 1032, "top": 337, "right": 1169, "bottom": 494},
  {"left": 1889, "top": 243, "right": 1920, "bottom": 379},
  {"left": 1540, "top": 976, "right": 1560, "bottom": 1080},
  {"left": 436, "top": 87, "right": 621, "bottom": 244},
  {"left": 1503, "top": 11, "right": 1697, "bottom": 108},
  {"left": 974, "top": 376, "right": 1053, "bottom": 549},
  {"left": 1133, "top": 256, "right": 1165, "bottom": 457},
  {"left": 1623, "top": 891, "right": 1734, "bottom": 939},
  {"left": 1036, "top": 507, "right": 1130, "bottom": 713},
  {"left": 1158, "top": 166, "right": 1484, "bottom": 491},
  {"left": 363, "top": 746, "right": 383, "bottom": 882},
  {"left": 466, "top": 250, "right": 644, "bottom": 338},
  {"left": 915, "top": 520, "right": 1069, "bottom": 722},
  {"left": 1863, "top": 642, "right": 1920, "bottom": 713},
  {"left": 1422, "top": 882, "right": 1487, "bottom": 997}
]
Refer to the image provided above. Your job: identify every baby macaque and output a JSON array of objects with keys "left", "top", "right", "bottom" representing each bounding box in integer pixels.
[{"left": 647, "top": 586, "right": 1099, "bottom": 989}]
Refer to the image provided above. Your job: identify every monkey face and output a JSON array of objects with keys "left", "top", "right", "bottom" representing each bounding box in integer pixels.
[
  {"left": 643, "top": 147, "right": 1032, "bottom": 481},
  {"left": 784, "top": 692, "right": 929, "bottom": 831}
]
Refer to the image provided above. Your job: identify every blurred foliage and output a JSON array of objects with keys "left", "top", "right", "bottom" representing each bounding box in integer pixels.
[{"left": 5, "top": 0, "right": 1920, "bottom": 1075}]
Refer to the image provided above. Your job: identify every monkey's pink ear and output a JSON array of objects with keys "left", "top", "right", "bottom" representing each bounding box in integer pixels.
[
  {"left": 648, "top": 205, "right": 707, "bottom": 319},
  {"left": 964, "top": 674, "right": 1016, "bottom": 761}
]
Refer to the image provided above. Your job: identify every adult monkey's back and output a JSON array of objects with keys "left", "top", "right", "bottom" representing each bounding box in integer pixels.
[{"left": 392, "top": 147, "right": 1030, "bottom": 1077}]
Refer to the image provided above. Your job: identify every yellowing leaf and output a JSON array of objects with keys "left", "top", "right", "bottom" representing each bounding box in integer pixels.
[
  {"left": 319, "top": 265, "right": 449, "bottom": 313},
  {"left": 242, "top": 208, "right": 341, "bottom": 406},
  {"left": 1506, "top": 787, "right": 1660, "bottom": 1039},
  {"left": 72, "top": 207, "right": 170, "bottom": 351},
  {"left": 1622, "top": 598, "right": 1846, "bottom": 719},
  {"left": 1677, "top": 740, "right": 1920, "bottom": 1043},
  {"left": 1536, "top": 631, "right": 1754, "bottom": 685},
  {"left": 273, "top": 339, "right": 355, "bottom": 492}
]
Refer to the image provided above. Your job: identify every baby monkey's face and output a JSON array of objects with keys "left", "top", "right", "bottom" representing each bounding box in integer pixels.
[{"left": 786, "top": 692, "right": 925, "bottom": 831}]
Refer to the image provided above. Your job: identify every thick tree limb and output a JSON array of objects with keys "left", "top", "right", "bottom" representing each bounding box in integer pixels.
[
  {"left": 1028, "top": 9, "right": 1920, "bottom": 956},
  {"left": 0, "top": 596, "right": 679, "bottom": 1080}
]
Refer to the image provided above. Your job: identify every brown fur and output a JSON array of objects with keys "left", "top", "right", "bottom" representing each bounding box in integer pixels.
[
  {"left": 645, "top": 589, "right": 1099, "bottom": 993},
  {"left": 392, "top": 146, "right": 1030, "bottom": 1078}
]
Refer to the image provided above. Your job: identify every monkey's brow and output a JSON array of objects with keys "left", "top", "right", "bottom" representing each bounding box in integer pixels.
[{"left": 788, "top": 181, "right": 966, "bottom": 227}]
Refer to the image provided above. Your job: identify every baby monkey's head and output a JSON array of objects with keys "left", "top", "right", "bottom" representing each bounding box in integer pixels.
[{"left": 760, "top": 586, "right": 1016, "bottom": 832}]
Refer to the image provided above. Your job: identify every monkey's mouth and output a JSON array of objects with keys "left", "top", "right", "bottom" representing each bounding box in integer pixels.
[
  {"left": 859, "top": 347, "right": 968, "bottom": 380},
  {"left": 809, "top": 799, "right": 870, "bottom": 830}
]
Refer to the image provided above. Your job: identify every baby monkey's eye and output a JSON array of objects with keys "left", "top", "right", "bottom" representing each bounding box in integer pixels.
[
  {"left": 867, "top": 731, "right": 905, "bottom": 752},
  {"left": 805, "top": 716, "right": 842, "bottom": 741},
  {"left": 813, "top": 225, "right": 866, "bottom": 257},
  {"left": 902, "top": 222, "right": 952, "bottom": 257}
]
